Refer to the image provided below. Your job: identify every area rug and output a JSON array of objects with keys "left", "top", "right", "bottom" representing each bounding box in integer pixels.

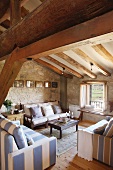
[{"left": 37, "top": 125, "right": 84, "bottom": 156}]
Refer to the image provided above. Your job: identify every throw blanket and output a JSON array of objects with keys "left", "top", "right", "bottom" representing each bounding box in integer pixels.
[{"left": 78, "top": 129, "right": 93, "bottom": 161}]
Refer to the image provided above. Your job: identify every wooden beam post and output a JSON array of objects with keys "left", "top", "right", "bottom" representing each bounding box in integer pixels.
[
  {"left": 0, "top": 48, "right": 24, "bottom": 107},
  {"left": 10, "top": 0, "right": 21, "bottom": 26}
]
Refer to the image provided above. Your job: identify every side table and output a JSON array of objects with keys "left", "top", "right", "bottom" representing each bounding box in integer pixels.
[{"left": 2, "top": 112, "right": 24, "bottom": 125}]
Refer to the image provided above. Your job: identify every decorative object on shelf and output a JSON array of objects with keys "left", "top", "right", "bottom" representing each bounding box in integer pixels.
[
  {"left": 44, "top": 81, "right": 51, "bottom": 88},
  {"left": 14, "top": 80, "right": 24, "bottom": 88},
  {"left": 62, "top": 67, "right": 65, "bottom": 74},
  {"left": 52, "top": 82, "right": 58, "bottom": 88},
  {"left": 35, "top": 81, "right": 43, "bottom": 88},
  {"left": 3, "top": 99, "right": 12, "bottom": 113},
  {"left": 26, "top": 80, "right": 35, "bottom": 88}
]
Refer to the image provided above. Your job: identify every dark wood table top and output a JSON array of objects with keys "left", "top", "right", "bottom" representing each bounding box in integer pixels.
[{"left": 49, "top": 119, "right": 79, "bottom": 130}]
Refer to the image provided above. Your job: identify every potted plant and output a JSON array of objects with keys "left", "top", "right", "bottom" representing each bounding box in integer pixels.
[{"left": 3, "top": 99, "right": 12, "bottom": 113}]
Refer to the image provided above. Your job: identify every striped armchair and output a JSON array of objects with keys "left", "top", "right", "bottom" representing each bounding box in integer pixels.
[
  {"left": 0, "top": 121, "right": 56, "bottom": 170},
  {"left": 93, "top": 133, "right": 113, "bottom": 166}
]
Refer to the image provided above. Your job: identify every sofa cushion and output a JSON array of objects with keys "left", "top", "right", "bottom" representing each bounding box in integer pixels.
[
  {"left": 93, "top": 124, "right": 107, "bottom": 135},
  {"left": 42, "top": 105, "right": 54, "bottom": 116},
  {"left": 30, "top": 106, "right": 43, "bottom": 118},
  {"left": 24, "top": 104, "right": 37, "bottom": 116},
  {"left": 52, "top": 105, "right": 62, "bottom": 114},
  {"left": 46, "top": 114, "right": 60, "bottom": 121},
  {"left": 103, "top": 117, "right": 113, "bottom": 137},
  {"left": 32, "top": 117, "right": 47, "bottom": 125},
  {"left": 0, "top": 118, "right": 28, "bottom": 149}
]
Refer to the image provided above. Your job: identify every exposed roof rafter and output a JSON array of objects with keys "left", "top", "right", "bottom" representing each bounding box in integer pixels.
[{"left": 73, "top": 48, "right": 111, "bottom": 76}]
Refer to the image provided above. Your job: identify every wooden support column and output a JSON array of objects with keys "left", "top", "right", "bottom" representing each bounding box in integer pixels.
[
  {"left": 0, "top": 48, "right": 24, "bottom": 107},
  {"left": 60, "top": 76, "right": 68, "bottom": 110},
  {"left": 10, "top": 0, "right": 21, "bottom": 26}
]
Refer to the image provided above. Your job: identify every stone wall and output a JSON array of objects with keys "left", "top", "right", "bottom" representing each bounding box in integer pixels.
[{"left": 0, "top": 61, "right": 60, "bottom": 105}]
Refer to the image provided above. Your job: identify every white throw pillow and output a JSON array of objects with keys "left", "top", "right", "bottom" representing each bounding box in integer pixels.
[{"left": 42, "top": 105, "right": 54, "bottom": 116}]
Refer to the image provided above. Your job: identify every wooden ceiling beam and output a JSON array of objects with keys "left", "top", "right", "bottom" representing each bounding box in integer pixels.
[
  {"left": 93, "top": 44, "right": 113, "bottom": 63},
  {"left": 1, "top": 1, "right": 113, "bottom": 58},
  {"left": 56, "top": 52, "right": 97, "bottom": 79},
  {"left": 35, "top": 59, "right": 73, "bottom": 79},
  {"left": 73, "top": 48, "right": 111, "bottom": 76},
  {"left": 0, "top": 48, "right": 24, "bottom": 107},
  {"left": 10, "top": 0, "right": 21, "bottom": 26},
  {"left": 45, "top": 56, "right": 83, "bottom": 78}
]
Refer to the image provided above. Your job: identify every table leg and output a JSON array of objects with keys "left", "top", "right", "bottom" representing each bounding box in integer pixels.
[
  {"left": 60, "top": 129, "right": 62, "bottom": 139},
  {"left": 76, "top": 124, "right": 78, "bottom": 131},
  {"left": 50, "top": 126, "right": 52, "bottom": 135}
]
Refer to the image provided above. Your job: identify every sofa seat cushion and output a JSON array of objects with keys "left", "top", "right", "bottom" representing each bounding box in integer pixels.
[
  {"left": 42, "top": 105, "right": 54, "bottom": 116},
  {"left": 21, "top": 125, "right": 48, "bottom": 143},
  {"left": 46, "top": 114, "right": 60, "bottom": 121},
  {"left": 0, "top": 118, "right": 28, "bottom": 149},
  {"left": 85, "top": 119, "right": 108, "bottom": 133},
  {"left": 59, "top": 113, "right": 70, "bottom": 118},
  {"left": 32, "top": 117, "right": 47, "bottom": 125}
]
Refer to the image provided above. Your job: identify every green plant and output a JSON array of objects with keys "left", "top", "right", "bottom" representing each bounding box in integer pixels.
[{"left": 3, "top": 99, "right": 12, "bottom": 108}]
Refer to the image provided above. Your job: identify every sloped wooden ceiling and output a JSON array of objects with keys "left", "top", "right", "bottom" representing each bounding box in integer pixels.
[{"left": 0, "top": 0, "right": 113, "bottom": 80}]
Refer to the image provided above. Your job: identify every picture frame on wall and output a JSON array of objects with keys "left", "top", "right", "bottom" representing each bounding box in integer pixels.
[
  {"left": 44, "top": 81, "right": 51, "bottom": 88},
  {"left": 26, "top": 80, "right": 35, "bottom": 88},
  {"left": 52, "top": 82, "right": 58, "bottom": 88},
  {"left": 14, "top": 80, "right": 24, "bottom": 88},
  {"left": 35, "top": 81, "right": 43, "bottom": 88}
]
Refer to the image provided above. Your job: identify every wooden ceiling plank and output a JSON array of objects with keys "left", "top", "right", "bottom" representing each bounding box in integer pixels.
[
  {"left": 1, "top": 2, "right": 113, "bottom": 58},
  {"left": 1, "top": 10, "right": 113, "bottom": 61},
  {"left": 10, "top": 0, "right": 21, "bottom": 26},
  {"left": 73, "top": 48, "right": 111, "bottom": 76},
  {"left": 0, "top": 48, "right": 24, "bottom": 107},
  {"left": 46, "top": 56, "right": 83, "bottom": 78},
  {"left": 56, "top": 52, "right": 96, "bottom": 79},
  {"left": 93, "top": 44, "right": 113, "bottom": 63},
  {"left": 35, "top": 59, "right": 73, "bottom": 79}
]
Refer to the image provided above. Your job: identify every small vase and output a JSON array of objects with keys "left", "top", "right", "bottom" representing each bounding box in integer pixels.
[{"left": 6, "top": 106, "right": 11, "bottom": 114}]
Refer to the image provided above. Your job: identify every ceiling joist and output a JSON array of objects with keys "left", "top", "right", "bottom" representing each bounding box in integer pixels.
[
  {"left": 45, "top": 56, "right": 83, "bottom": 78},
  {"left": 93, "top": 44, "right": 113, "bottom": 64},
  {"left": 35, "top": 59, "right": 73, "bottom": 79},
  {"left": 56, "top": 52, "right": 97, "bottom": 79},
  {"left": 73, "top": 48, "right": 111, "bottom": 76}
]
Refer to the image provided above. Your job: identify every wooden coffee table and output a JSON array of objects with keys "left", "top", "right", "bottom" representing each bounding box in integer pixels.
[{"left": 48, "top": 119, "right": 79, "bottom": 139}]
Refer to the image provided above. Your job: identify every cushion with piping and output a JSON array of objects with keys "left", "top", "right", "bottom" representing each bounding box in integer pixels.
[
  {"left": 103, "top": 117, "right": 113, "bottom": 137},
  {"left": 0, "top": 118, "right": 28, "bottom": 149},
  {"left": 42, "top": 105, "right": 54, "bottom": 116},
  {"left": 93, "top": 124, "right": 107, "bottom": 135},
  {"left": 30, "top": 106, "right": 43, "bottom": 118},
  {"left": 52, "top": 105, "right": 62, "bottom": 114}
]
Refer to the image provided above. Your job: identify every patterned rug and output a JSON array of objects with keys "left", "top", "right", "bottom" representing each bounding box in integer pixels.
[{"left": 37, "top": 125, "right": 84, "bottom": 156}]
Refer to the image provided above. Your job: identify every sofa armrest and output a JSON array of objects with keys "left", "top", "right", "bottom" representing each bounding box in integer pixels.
[
  {"left": 8, "top": 137, "right": 56, "bottom": 170},
  {"left": 93, "top": 133, "right": 113, "bottom": 166}
]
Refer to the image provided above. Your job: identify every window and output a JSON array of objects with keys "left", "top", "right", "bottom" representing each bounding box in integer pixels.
[{"left": 80, "top": 81, "right": 107, "bottom": 111}]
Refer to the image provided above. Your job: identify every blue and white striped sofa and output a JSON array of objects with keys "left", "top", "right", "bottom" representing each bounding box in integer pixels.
[{"left": 0, "top": 117, "right": 56, "bottom": 170}]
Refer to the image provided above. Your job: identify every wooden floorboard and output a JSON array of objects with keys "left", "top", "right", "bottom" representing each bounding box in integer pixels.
[{"left": 47, "top": 120, "right": 113, "bottom": 170}]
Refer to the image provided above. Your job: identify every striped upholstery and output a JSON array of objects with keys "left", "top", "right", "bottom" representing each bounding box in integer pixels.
[
  {"left": 93, "top": 133, "right": 113, "bottom": 166},
  {"left": 0, "top": 118, "right": 28, "bottom": 149},
  {"left": 0, "top": 124, "right": 56, "bottom": 170},
  {"left": 103, "top": 118, "right": 113, "bottom": 137}
]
